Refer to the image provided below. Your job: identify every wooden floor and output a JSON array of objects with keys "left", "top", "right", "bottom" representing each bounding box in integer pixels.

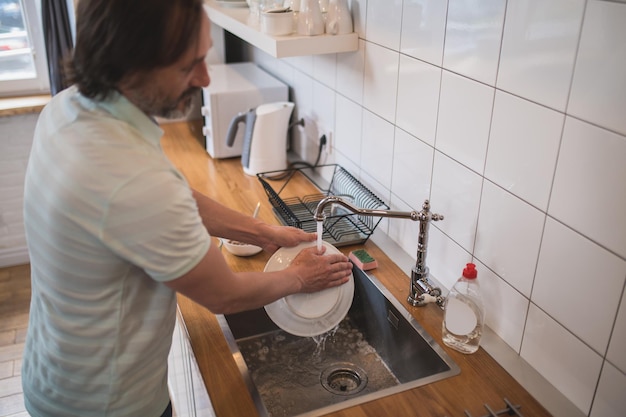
[{"left": 0, "top": 264, "right": 30, "bottom": 417}]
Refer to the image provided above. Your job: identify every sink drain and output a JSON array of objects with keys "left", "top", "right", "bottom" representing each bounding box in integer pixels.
[{"left": 320, "top": 363, "right": 368, "bottom": 396}]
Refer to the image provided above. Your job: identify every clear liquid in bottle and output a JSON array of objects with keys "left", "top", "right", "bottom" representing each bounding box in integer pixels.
[{"left": 442, "top": 263, "right": 484, "bottom": 354}]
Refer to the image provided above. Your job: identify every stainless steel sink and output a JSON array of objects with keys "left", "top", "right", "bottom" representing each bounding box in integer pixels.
[{"left": 217, "top": 266, "right": 460, "bottom": 417}]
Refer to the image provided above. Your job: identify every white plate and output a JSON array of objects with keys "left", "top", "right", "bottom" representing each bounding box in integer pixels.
[
  {"left": 264, "top": 241, "right": 354, "bottom": 337},
  {"left": 217, "top": 0, "right": 248, "bottom": 8}
]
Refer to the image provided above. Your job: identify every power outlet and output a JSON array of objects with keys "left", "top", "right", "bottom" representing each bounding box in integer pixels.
[
  {"left": 316, "top": 125, "right": 333, "bottom": 166},
  {"left": 306, "top": 124, "right": 331, "bottom": 168},
  {"left": 293, "top": 115, "right": 334, "bottom": 164},
  {"left": 314, "top": 129, "right": 331, "bottom": 160}
]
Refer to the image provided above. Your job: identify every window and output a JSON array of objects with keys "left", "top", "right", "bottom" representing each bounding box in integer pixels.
[{"left": 0, "top": 0, "right": 50, "bottom": 97}]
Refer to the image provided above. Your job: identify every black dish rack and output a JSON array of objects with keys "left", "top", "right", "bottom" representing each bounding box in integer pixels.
[{"left": 257, "top": 164, "right": 390, "bottom": 247}]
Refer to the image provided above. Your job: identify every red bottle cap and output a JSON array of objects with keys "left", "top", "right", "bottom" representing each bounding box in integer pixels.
[{"left": 463, "top": 263, "right": 477, "bottom": 279}]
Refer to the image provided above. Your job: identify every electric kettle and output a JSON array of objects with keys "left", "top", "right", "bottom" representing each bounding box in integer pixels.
[{"left": 226, "top": 101, "right": 295, "bottom": 176}]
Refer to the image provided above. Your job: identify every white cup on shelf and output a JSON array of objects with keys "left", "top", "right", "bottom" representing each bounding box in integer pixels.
[
  {"left": 261, "top": 8, "right": 295, "bottom": 36},
  {"left": 325, "top": 0, "right": 352, "bottom": 35},
  {"left": 297, "top": 0, "right": 324, "bottom": 36}
]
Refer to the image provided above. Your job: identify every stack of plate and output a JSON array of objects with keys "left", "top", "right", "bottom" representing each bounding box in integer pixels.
[{"left": 264, "top": 241, "right": 354, "bottom": 337}]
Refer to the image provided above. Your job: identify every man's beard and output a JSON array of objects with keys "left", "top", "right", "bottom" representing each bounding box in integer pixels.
[
  {"left": 134, "top": 87, "right": 199, "bottom": 119},
  {"left": 156, "top": 87, "right": 199, "bottom": 119}
]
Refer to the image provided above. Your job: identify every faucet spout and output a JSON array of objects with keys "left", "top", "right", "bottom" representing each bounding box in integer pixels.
[
  {"left": 314, "top": 197, "right": 444, "bottom": 307},
  {"left": 313, "top": 196, "right": 419, "bottom": 222}
]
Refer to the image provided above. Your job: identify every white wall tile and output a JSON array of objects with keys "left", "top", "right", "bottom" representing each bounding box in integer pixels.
[
  {"left": 363, "top": 42, "right": 400, "bottom": 123},
  {"left": 271, "top": 58, "right": 296, "bottom": 87},
  {"left": 333, "top": 153, "right": 360, "bottom": 183},
  {"left": 359, "top": 172, "right": 392, "bottom": 232},
  {"left": 348, "top": 0, "right": 367, "bottom": 38},
  {"left": 286, "top": 54, "right": 314, "bottom": 77},
  {"left": 396, "top": 55, "right": 441, "bottom": 146},
  {"left": 430, "top": 152, "right": 482, "bottom": 252},
  {"left": 549, "top": 117, "right": 626, "bottom": 259},
  {"left": 291, "top": 69, "right": 314, "bottom": 117},
  {"left": 307, "top": 82, "right": 336, "bottom": 166},
  {"left": 443, "top": 0, "right": 506, "bottom": 85},
  {"left": 532, "top": 218, "right": 626, "bottom": 354},
  {"left": 484, "top": 91, "right": 563, "bottom": 210},
  {"left": 496, "top": 0, "right": 585, "bottom": 111},
  {"left": 360, "top": 110, "right": 395, "bottom": 190},
  {"left": 474, "top": 259, "right": 529, "bottom": 353},
  {"left": 311, "top": 81, "right": 336, "bottom": 136},
  {"left": 590, "top": 362, "right": 626, "bottom": 417},
  {"left": 391, "top": 127, "right": 433, "bottom": 209},
  {"left": 521, "top": 304, "right": 604, "bottom": 415},
  {"left": 289, "top": 70, "right": 314, "bottom": 156},
  {"left": 248, "top": 47, "right": 273, "bottom": 69},
  {"left": 334, "top": 94, "right": 363, "bottom": 166},
  {"left": 253, "top": 51, "right": 295, "bottom": 88},
  {"left": 568, "top": 1, "right": 626, "bottom": 136},
  {"left": 313, "top": 53, "right": 337, "bottom": 89},
  {"left": 475, "top": 181, "right": 544, "bottom": 298},
  {"left": 388, "top": 196, "right": 421, "bottom": 260},
  {"left": 607, "top": 285, "right": 626, "bottom": 374},
  {"left": 436, "top": 71, "right": 494, "bottom": 174},
  {"left": 365, "top": 0, "right": 403, "bottom": 50},
  {"left": 428, "top": 226, "right": 472, "bottom": 290},
  {"left": 336, "top": 39, "right": 365, "bottom": 105},
  {"left": 400, "top": 0, "right": 448, "bottom": 66}
]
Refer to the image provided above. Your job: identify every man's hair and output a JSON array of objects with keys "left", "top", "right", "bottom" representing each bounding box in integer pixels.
[{"left": 66, "top": 0, "right": 204, "bottom": 100}]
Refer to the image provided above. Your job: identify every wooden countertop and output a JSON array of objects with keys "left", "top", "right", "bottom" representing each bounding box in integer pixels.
[{"left": 161, "top": 121, "right": 552, "bottom": 417}]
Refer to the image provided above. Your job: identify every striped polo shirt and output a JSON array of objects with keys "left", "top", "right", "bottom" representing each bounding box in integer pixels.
[{"left": 22, "top": 86, "right": 211, "bottom": 417}]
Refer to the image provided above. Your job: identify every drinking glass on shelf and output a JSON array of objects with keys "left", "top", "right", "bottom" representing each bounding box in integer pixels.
[
  {"left": 283, "top": 0, "right": 300, "bottom": 12},
  {"left": 247, "top": 0, "right": 261, "bottom": 24},
  {"left": 260, "top": 0, "right": 284, "bottom": 12},
  {"left": 297, "top": 0, "right": 324, "bottom": 35},
  {"left": 318, "top": 0, "right": 329, "bottom": 13}
]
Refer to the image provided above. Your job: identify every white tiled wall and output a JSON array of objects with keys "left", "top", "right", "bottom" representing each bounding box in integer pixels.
[{"left": 244, "top": 0, "right": 626, "bottom": 415}]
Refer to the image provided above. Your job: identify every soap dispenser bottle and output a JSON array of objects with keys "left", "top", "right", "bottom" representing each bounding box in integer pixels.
[{"left": 442, "top": 263, "right": 485, "bottom": 354}]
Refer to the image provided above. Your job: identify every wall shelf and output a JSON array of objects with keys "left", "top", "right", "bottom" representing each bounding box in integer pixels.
[{"left": 203, "top": 1, "right": 358, "bottom": 58}]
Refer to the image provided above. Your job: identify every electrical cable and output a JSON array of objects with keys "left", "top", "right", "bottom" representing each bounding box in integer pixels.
[{"left": 262, "top": 134, "right": 327, "bottom": 181}]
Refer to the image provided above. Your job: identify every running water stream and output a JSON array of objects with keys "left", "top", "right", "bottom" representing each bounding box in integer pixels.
[
  {"left": 311, "top": 325, "right": 340, "bottom": 357},
  {"left": 317, "top": 220, "right": 323, "bottom": 251}
]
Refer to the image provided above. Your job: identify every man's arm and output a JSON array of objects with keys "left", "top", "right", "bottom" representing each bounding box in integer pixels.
[
  {"left": 165, "top": 239, "right": 352, "bottom": 314},
  {"left": 191, "top": 189, "right": 316, "bottom": 253}
]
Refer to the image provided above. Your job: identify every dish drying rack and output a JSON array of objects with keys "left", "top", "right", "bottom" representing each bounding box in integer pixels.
[{"left": 257, "top": 164, "right": 390, "bottom": 247}]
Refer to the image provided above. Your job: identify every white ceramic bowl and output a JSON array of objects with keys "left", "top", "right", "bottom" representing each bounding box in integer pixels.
[
  {"left": 264, "top": 241, "right": 354, "bottom": 337},
  {"left": 221, "top": 239, "right": 263, "bottom": 257},
  {"left": 260, "top": 9, "right": 294, "bottom": 36}
]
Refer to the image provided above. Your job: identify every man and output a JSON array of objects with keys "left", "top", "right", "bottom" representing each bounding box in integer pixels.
[{"left": 21, "top": 1, "right": 352, "bottom": 416}]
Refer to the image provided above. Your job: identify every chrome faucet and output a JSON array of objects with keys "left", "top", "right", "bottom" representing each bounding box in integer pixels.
[{"left": 313, "top": 197, "right": 445, "bottom": 307}]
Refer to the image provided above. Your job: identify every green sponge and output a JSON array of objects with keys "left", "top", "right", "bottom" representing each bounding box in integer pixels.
[{"left": 349, "top": 249, "right": 378, "bottom": 271}]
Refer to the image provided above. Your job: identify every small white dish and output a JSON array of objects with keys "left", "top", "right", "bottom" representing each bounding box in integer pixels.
[
  {"left": 221, "top": 239, "right": 263, "bottom": 257},
  {"left": 260, "top": 9, "right": 294, "bottom": 36},
  {"left": 264, "top": 241, "right": 354, "bottom": 337}
]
